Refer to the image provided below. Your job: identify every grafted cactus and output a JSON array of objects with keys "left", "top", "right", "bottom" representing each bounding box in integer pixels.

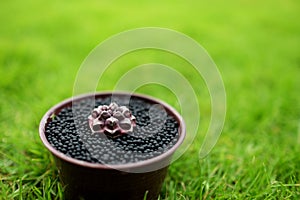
[{"left": 88, "top": 102, "right": 136, "bottom": 137}]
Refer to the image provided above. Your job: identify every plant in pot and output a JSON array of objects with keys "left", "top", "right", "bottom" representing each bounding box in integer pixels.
[{"left": 39, "top": 92, "right": 185, "bottom": 200}]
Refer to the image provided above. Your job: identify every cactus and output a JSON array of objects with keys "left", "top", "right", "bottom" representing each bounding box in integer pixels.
[{"left": 88, "top": 102, "right": 136, "bottom": 137}]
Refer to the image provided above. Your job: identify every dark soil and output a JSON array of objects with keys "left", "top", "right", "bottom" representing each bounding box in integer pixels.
[{"left": 45, "top": 96, "right": 180, "bottom": 165}]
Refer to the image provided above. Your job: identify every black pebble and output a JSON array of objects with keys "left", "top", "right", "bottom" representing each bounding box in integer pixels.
[{"left": 45, "top": 96, "right": 180, "bottom": 165}]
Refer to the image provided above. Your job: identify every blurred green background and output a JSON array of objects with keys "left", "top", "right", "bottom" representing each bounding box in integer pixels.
[{"left": 1, "top": 0, "right": 299, "bottom": 199}]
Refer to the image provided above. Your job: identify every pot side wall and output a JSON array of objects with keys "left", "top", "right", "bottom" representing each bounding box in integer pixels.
[{"left": 54, "top": 155, "right": 169, "bottom": 200}]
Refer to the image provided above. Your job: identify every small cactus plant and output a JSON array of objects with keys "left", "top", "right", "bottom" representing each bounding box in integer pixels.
[{"left": 88, "top": 102, "right": 136, "bottom": 137}]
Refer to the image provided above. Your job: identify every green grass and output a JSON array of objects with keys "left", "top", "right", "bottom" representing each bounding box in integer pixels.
[{"left": 1, "top": 0, "right": 300, "bottom": 199}]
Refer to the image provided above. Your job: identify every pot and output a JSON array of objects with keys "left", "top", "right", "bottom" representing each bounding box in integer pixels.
[{"left": 39, "top": 92, "right": 185, "bottom": 200}]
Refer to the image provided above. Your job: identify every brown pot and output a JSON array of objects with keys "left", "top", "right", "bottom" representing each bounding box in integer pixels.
[{"left": 39, "top": 92, "right": 186, "bottom": 200}]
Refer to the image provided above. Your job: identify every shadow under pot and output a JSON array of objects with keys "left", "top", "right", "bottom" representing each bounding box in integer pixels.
[{"left": 39, "top": 92, "right": 186, "bottom": 200}]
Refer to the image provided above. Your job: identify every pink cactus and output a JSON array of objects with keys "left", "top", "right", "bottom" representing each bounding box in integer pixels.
[{"left": 88, "top": 102, "right": 136, "bottom": 137}]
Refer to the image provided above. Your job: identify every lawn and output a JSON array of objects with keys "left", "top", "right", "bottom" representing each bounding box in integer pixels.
[{"left": 0, "top": 0, "right": 300, "bottom": 199}]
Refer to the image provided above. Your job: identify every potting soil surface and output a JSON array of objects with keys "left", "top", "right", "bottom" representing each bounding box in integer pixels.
[{"left": 45, "top": 96, "right": 180, "bottom": 165}]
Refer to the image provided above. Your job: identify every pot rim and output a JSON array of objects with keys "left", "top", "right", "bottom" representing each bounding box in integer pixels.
[{"left": 39, "top": 91, "right": 186, "bottom": 170}]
